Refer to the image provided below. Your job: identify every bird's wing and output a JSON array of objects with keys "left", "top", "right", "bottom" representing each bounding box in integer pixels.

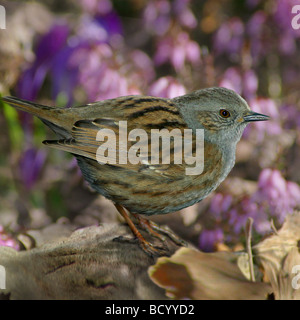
[
  {"left": 42, "top": 95, "right": 218, "bottom": 182},
  {"left": 43, "top": 120, "right": 196, "bottom": 181}
]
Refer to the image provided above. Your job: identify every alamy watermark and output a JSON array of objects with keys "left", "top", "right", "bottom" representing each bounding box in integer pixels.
[
  {"left": 292, "top": 265, "right": 300, "bottom": 290},
  {"left": 95, "top": 121, "right": 204, "bottom": 176},
  {"left": 0, "top": 265, "right": 5, "bottom": 290},
  {"left": 292, "top": 5, "right": 300, "bottom": 30},
  {"left": 0, "top": 5, "right": 6, "bottom": 30}
]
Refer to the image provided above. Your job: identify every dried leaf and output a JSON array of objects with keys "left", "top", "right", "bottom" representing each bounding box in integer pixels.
[
  {"left": 254, "top": 212, "right": 300, "bottom": 300},
  {"left": 148, "top": 247, "right": 271, "bottom": 300}
]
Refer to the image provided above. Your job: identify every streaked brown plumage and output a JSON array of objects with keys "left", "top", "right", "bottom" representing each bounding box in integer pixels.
[{"left": 2, "top": 87, "right": 269, "bottom": 256}]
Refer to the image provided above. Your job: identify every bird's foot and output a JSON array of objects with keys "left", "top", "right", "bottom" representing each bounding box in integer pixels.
[
  {"left": 113, "top": 235, "right": 169, "bottom": 257},
  {"left": 132, "top": 213, "right": 187, "bottom": 248}
]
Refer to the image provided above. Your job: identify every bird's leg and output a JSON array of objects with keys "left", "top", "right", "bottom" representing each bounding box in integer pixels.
[
  {"left": 131, "top": 213, "right": 166, "bottom": 241},
  {"left": 114, "top": 204, "right": 167, "bottom": 257},
  {"left": 131, "top": 213, "right": 187, "bottom": 247}
]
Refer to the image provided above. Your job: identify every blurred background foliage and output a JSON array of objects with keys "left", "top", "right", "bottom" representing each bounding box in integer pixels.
[{"left": 0, "top": 0, "right": 299, "bottom": 251}]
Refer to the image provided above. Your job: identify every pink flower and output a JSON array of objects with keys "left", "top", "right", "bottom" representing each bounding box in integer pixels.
[
  {"left": 213, "top": 18, "right": 245, "bottom": 58},
  {"left": 68, "top": 43, "right": 143, "bottom": 101},
  {"left": 143, "top": 0, "right": 196, "bottom": 35},
  {"left": 154, "top": 32, "right": 201, "bottom": 72},
  {"left": 209, "top": 193, "right": 232, "bottom": 220},
  {"left": 199, "top": 228, "right": 224, "bottom": 252},
  {"left": 143, "top": 0, "right": 171, "bottom": 36},
  {"left": 219, "top": 67, "right": 258, "bottom": 99},
  {"left": 243, "top": 98, "right": 282, "bottom": 142},
  {"left": 80, "top": 0, "right": 113, "bottom": 15},
  {"left": 148, "top": 76, "right": 186, "bottom": 98},
  {"left": 251, "top": 169, "right": 300, "bottom": 224},
  {"left": 0, "top": 226, "right": 19, "bottom": 250}
]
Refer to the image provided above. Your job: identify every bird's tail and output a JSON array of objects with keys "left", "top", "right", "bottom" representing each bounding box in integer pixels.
[
  {"left": 2, "top": 96, "right": 55, "bottom": 119},
  {"left": 2, "top": 96, "right": 72, "bottom": 138}
]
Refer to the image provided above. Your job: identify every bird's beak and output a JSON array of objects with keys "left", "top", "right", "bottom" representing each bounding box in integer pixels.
[{"left": 243, "top": 111, "right": 270, "bottom": 122}]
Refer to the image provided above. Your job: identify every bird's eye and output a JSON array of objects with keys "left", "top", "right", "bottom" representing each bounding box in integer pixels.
[{"left": 219, "top": 109, "right": 230, "bottom": 118}]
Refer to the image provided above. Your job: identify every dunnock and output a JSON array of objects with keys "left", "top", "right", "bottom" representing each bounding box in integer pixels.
[{"left": 2, "top": 87, "right": 269, "bottom": 256}]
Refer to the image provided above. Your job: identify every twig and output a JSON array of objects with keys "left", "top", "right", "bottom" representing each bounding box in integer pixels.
[
  {"left": 245, "top": 217, "right": 255, "bottom": 282},
  {"left": 270, "top": 219, "right": 279, "bottom": 235}
]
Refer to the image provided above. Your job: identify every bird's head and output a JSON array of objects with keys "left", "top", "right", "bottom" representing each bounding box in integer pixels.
[{"left": 174, "top": 87, "right": 270, "bottom": 146}]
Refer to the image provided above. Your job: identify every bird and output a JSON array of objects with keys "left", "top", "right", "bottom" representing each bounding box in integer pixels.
[{"left": 2, "top": 87, "right": 269, "bottom": 256}]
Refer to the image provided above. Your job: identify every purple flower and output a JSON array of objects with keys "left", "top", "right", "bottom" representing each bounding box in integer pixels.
[
  {"left": 154, "top": 32, "right": 201, "bottom": 72},
  {"left": 246, "top": 11, "right": 267, "bottom": 62},
  {"left": 148, "top": 76, "right": 186, "bottom": 98},
  {"left": 219, "top": 68, "right": 243, "bottom": 95},
  {"left": 67, "top": 43, "right": 142, "bottom": 101},
  {"left": 274, "top": 0, "right": 300, "bottom": 37},
  {"left": 280, "top": 104, "right": 300, "bottom": 129},
  {"left": 273, "top": 0, "right": 300, "bottom": 55},
  {"left": 173, "top": 0, "right": 197, "bottom": 29},
  {"left": 19, "top": 147, "right": 46, "bottom": 190},
  {"left": 219, "top": 67, "right": 258, "bottom": 99},
  {"left": 246, "top": 0, "right": 262, "bottom": 9},
  {"left": 143, "top": 0, "right": 171, "bottom": 36},
  {"left": 143, "top": 0, "right": 196, "bottom": 36},
  {"left": 198, "top": 228, "right": 224, "bottom": 252},
  {"left": 17, "top": 23, "right": 70, "bottom": 101},
  {"left": 213, "top": 18, "right": 245, "bottom": 58},
  {"left": 243, "top": 98, "right": 282, "bottom": 142},
  {"left": 200, "top": 169, "right": 300, "bottom": 244},
  {"left": 80, "top": 0, "right": 113, "bottom": 15},
  {"left": 251, "top": 169, "right": 300, "bottom": 225},
  {"left": 129, "top": 50, "right": 156, "bottom": 86},
  {"left": 209, "top": 193, "right": 232, "bottom": 220}
]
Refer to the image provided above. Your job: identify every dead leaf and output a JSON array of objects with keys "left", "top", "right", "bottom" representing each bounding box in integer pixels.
[
  {"left": 148, "top": 247, "right": 271, "bottom": 300},
  {"left": 254, "top": 212, "right": 300, "bottom": 300}
]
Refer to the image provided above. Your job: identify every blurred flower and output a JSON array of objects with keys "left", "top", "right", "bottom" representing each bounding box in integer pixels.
[
  {"left": 79, "top": 0, "right": 113, "bottom": 15},
  {"left": 143, "top": 0, "right": 171, "bottom": 36},
  {"left": 209, "top": 193, "right": 232, "bottom": 221},
  {"left": 19, "top": 147, "right": 46, "bottom": 190},
  {"left": 243, "top": 98, "right": 282, "bottom": 142},
  {"left": 273, "top": 0, "right": 300, "bottom": 55},
  {"left": 143, "top": 0, "right": 196, "bottom": 36},
  {"left": 76, "top": 12, "right": 122, "bottom": 43},
  {"left": 0, "top": 225, "right": 19, "bottom": 250},
  {"left": 246, "top": 11, "right": 268, "bottom": 63},
  {"left": 198, "top": 228, "right": 224, "bottom": 252},
  {"left": 154, "top": 32, "right": 201, "bottom": 72},
  {"left": 273, "top": 0, "right": 300, "bottom": 37},
  {"left": 213, "top": 18, "right": 244, "bottom": 59},
  {"left": 172, "top": 0, "right": 197, "bottom": 29},
  {"left": 219, "top": 67, "right": 258, "bottom": 99},
  {"left": 67, "top": 43, "right": 142, "bottom": 101},
  {"left": 199, "top": 169, "right": 300, "bottom": 250},
  {"left": 246, "top": 0, "right": 262, "bottom": 9},
  {"left": 148, "top": 76, "right": 186, "bottom": 98},
  {"left": 280, "top": 104, "right": 300, "bottom": 130},
  {"left": 251, "top": 169, "right": 300, "bottom": 224},
  {"left": 17, "top": 23, "right": 70, "bottom": 101},
  {"left": 129, "top": 50, "right": 156, "bottom": 86}
]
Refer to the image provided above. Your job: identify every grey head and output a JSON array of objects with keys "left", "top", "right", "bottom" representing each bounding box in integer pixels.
[{"left": 173, "top": 87, "right": 270, "bottom": 147}]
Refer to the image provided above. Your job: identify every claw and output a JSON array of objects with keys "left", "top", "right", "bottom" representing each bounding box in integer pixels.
[
  {"left": 140, "top": 240, "right": 170, "bottom": 257},
  {"left": 132, "top": 213, "right": 187, "bottom": 248},
  {"left": 113, "top": 234, "right": 169, "bottom": 257}
]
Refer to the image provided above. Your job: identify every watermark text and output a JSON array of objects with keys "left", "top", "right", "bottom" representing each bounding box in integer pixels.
[
  {"left": 0, "top": 265, "right": 5, "bottom": 290},
  {"left": 0, "top": 5, "right": 6, "bottom": 30},
  {"left": 291, "top": 5, "right": 300, "bottom": 30},
  {"left": 95, "top": 121, "right": 204, "bottom": 176}
]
